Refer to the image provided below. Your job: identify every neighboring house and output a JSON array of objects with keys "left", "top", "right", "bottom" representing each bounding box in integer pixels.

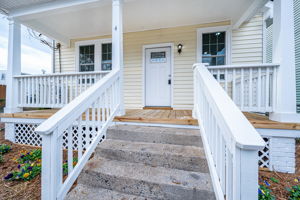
[{"left": 0, "top": 0, "right": 299, "bottom": 200}]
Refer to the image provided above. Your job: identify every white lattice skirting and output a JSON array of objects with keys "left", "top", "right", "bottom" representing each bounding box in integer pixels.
[
  {"left": 4, "top": 122, "right": 298, "bottom": 173},
  {"left": 6, "top": 122, "right": 100, "bottom": 150}
]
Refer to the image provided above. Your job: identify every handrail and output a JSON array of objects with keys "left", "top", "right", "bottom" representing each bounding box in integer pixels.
[
  {"left": 206, "top": 63, "right": 279, "bottom": 70},
  {"left": 14, "top": 70, "right": 109, "bottom": 78},
  {"left": 36, "top": 69, "right": 121, "bottom": 200},
  {"left": 193, "top": 63, "right": 264, "bottom": 200},
  {"left": 36, "top": 69, "right": 119, "bottom": 135}
]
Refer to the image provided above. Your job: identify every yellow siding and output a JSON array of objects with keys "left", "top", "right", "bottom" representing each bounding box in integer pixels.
[
  {"left": 232, "top": 14, "right": 263, "bottom": 64},
  {"left": 55, "top": 16, "right": 263, "bottom": 109}
]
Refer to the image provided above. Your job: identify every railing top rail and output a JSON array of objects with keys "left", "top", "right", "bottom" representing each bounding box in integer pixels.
[
  {"left": 14, "top": 70, "right": 110, "bottom": 78},
  {"left": 194, "top": 63, "right": 265, "bottom": 150},
  {"left": 35, "top": 69, "right": 120, "bottom": 135},
  {"left": 206, "top": 63, "right": 280, "bottom": 70}
]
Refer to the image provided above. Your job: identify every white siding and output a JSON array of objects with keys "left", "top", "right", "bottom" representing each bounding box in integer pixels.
[{"left": 232, "top": 15, "right": 263, "bottom": 64}]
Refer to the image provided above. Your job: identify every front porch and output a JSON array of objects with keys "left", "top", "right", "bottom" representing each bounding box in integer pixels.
[{"left": 2, "top": 108, "right": 300, "bottom": 129}]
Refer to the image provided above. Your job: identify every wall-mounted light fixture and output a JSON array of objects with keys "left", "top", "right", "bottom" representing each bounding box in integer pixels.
[{"left": 177, "top": 44, "right": 183, "bottom": 54}]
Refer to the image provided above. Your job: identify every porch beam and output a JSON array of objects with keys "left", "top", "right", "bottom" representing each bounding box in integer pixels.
[
  {"left": 112, "top": 0, "right": 125, "bottom": 115},
  {"left": 4, "top": 20, "right": 22, "bottom": 113},
  {"left": 8, "top": 0, "right": 101, "bottom": 19},
  {"left": 232, "top": 0, "right": 268, "bottom": 29},
  {"left": 269, "top": 0, "right": 300, "bottom": 122}
]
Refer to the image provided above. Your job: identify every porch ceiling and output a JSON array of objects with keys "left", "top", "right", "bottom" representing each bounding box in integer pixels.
[{"left": 0, "top": 0, "right": 267, "bottom": 44}]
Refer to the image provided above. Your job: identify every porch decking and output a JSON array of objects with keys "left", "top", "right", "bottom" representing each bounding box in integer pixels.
[{"left": 1, "top": 109, "right": 300, "bottom": 130}]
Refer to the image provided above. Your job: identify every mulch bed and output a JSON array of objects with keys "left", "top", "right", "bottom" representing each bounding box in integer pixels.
[
  {"left": 259, "top": 169, "right": 300, "bottom": 199},
  {"left": 0, "top": 128, "right": 41, "bottom": 200}
]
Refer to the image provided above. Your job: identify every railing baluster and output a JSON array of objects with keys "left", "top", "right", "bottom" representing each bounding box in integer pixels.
[
  {"left": 249, "top": 68, "right": 253, "bottom": 110},
  {"left": 67, "top": 126, "right": 73, "bottom": 175}
]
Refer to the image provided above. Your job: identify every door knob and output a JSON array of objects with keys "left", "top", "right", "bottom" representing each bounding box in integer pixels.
[{"left": 168, "top": 79, "right": 171, "bottom": 85}]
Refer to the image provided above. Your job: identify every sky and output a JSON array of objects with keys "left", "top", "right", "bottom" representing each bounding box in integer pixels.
[{"left": 0, "top": 14, "right": 52, "bottom": 74}]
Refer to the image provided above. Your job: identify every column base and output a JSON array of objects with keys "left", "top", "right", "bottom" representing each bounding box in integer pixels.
[
  {"left": 4, "top": 107, "right": 23, "bottom": 114},
  {"left": 269, "top": 112, "right": 300, "bottom": 123}
]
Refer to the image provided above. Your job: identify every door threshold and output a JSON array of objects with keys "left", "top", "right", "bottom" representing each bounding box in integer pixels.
[{"left": 143, "top": 107, "right": 173, "bottom": 110}]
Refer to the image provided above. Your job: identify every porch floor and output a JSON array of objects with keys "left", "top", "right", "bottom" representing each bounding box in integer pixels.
[{"left": 1, "top": 109, "right": 300, "bottom": 130}]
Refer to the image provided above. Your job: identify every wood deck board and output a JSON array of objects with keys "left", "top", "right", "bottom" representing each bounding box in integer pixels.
[{"left": 1, "top": 109, "right": 300, "bottom": 130}]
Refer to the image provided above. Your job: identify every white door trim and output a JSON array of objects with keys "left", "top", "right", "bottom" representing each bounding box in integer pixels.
[
  {"left": 197, "top": 25, "right": 232, "bottom": 65},
  {"left": 142, "top": 43, "right": 174, "bottom": 108}
]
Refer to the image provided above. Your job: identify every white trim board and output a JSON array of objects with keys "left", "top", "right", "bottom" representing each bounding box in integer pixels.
[
  {"left": 142, "top": 43, "right": 174, "bottom": 108},
  {"left": 75, "top": 38, "right": 112, "bottom": 72},
  {"left": 197, "top": 25, "right": 232, "bottom": 65}
]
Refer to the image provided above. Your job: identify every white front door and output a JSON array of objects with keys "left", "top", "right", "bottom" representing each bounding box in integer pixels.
[{"left": 145, "top": 47, "right": 172, "bottom": 107}]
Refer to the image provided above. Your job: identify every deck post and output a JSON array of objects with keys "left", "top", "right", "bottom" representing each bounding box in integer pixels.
[
  {"left": 4, "top": 19, "right": 22, "bottom": 113},
  {"left": 112, "top": 0, "right": 125, "bottom": 116},
  {"left": 269, "top": 0, "right": 300, "bottom": 122}
]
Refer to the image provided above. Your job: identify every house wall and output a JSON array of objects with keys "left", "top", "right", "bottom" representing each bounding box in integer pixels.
[{"left": 55, "top": 15, "right": 263, "bottom": 109}]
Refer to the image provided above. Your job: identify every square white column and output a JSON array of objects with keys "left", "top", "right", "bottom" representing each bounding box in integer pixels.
[
  {"left": 4, "top": 20, "right": 22, "bottom": 113},
  {"left": 269, "top": 0, "right": 300, "bottom": 122},
  {"left": 112, "top": 0, "right": 125, "bottom": 115}
]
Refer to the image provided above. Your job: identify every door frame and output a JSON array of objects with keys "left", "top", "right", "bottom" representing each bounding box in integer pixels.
[{"left": 142, "top": 43, "right": 174, "bottom": 108}]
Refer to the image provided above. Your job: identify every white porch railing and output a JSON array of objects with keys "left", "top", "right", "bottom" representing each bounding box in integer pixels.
[
  {"left": 207, "top": 64, "right": 279, "bottom": 113},
  {"left": 193, "top": 63, "right": 265, "bottom": 200},
  {"left": 14, "top": 71, "right": 109, "bottom": 108},
  {"left": 35, "top": 69, "right": 120, "bottom": 200}
]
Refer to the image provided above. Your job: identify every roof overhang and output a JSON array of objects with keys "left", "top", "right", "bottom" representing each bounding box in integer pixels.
[{"left": 0, "top": 0, "right": 269, "bottom": 45}]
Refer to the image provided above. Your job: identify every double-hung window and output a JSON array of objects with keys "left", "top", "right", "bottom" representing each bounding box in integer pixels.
[
  {"left": 76, "top": 39, "right": 112, "bottom": 72},
  {"left": 197, "top": 26, "right": 230, "bottom": 66}
]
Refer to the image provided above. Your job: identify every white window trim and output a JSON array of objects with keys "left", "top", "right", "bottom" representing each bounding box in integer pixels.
[
  {"left": 75, "top": 38, "right": 112, "bottom": 72},
  {"left": 197, "top": 26, "right": 232, "bottom": 65}
]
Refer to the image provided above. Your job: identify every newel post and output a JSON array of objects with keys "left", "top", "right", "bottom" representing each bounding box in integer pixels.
[
  {"left": 112, "top": 0, "right": 125, "bottom": 116},
  {"left": 235, "top": 149, "right": 260, "bottom": 200},
  {"left": 4, "top": 19, "right": 22, "bottom": 113},
  {"left": 269, "top": 0, "right": 300, "bottom": 122}
]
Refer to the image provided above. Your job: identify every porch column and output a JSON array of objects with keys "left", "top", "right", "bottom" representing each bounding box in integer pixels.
[
  {"left": 112, "top": 0, "right": 125, "bottom": 115},
  {"left": 269, "top": 0, "right": 300, "bottom": 122},
  {"left": 4, "top": 20, "right": 22, "bottom": 113}
]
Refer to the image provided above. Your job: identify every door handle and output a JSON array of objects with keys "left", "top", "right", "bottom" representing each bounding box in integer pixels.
[{"left": 168, "top": 79, "right": 171, "bottom": 85}]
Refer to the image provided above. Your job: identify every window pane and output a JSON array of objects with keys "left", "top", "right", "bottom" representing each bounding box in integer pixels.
[
  {"left": 216, "top": 56, "right": 225, "bottom": 65},
  {"left": 210, "top": 33, "right": 217, "bottom": 44},
  {"left": 79, "top": 45, "right": 95, "bottom": 72},
  {"left": 210, "top": 44, "right": 217, "bottom": 55},
  {"left": 217, "top": 44, "right": 225, "bottom": 56},
  {"left": 202, "top": 44, "right": 210, "bottom": 56},
  {"left": 218, "top": 32, "right": 225, "bottom": 44},
  {"left": 102, "top": 43, "right": 112, "bottom": 71},
  {"left": 203, "top": 34, "right": 209, "bottom": 45}
]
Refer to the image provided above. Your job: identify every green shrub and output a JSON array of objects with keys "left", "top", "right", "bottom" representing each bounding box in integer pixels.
[
  {"left": 0, "top": 154, "right": 3, "bottom": 163},
  {"left": 0, "top": 144, "right": 11, "bottom": 154},
  {"left": 287, "top": 185, "right": 300, "bottom": 200}
]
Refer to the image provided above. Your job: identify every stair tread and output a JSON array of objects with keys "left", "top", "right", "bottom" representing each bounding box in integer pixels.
[
  {"left": 66, "top": 184, "right": 151, "bottom": 200},
  {"left": 97, "top": 139, "right": 205, "bottom": 158},
  {"left": 83, "top": 157, "right": 213, "bottom": 192},
  {"left": 108, "top": 125, "right": 200, "bottom": 137}
]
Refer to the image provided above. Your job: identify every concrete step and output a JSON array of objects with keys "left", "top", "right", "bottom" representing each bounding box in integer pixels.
[
  {"left": 96, "top": 139, "right": 208, "bottom": 172},
  {"left": 78, "top": 158, "right": 215, "bottom": 200},
  {"left": 107, "top": 125, "right": 202, "bottom": 147},
  {"left": 66, "top": 184, "right": 151, "bottom": 200}
]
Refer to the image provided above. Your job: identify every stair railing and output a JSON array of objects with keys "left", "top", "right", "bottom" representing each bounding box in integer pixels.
[
  {"left": 193, "top": 63, "right": 265, "bottom": 200},
  {"left": 207, "top": 63, "right": 279, "bottom": 113},
  {"left": 35, "top": 69, "right": 121, "bottom": 200}
]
